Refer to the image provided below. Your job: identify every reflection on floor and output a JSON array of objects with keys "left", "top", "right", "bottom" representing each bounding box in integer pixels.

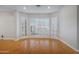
[{"left": 0, "top": 38, "right": 78, "bottom": 54}]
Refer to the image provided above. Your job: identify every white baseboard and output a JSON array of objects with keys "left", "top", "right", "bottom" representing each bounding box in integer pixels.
[{"left": 56, "top": 38, "right": 79, "bottom": 52}]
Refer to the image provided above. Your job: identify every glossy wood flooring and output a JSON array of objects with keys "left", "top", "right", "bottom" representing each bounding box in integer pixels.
[{"left": 0, "top": 38, "right": 78, "bottom": 54}]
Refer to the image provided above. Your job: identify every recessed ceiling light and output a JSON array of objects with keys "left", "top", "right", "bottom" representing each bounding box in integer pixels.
[
  {"left": 48, "top": 6, "right": 50, "bottom": 9},
  {"left": 23, "top": 7, "right": 26, "bottom": 10}
]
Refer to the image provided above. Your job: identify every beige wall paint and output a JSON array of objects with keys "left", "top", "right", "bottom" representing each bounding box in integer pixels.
[
  {"left": 59, "top": 6, "right": 77, "bottom": 49},
  {"left": 0, "top": 11, "right": 16, "bottom": 39}
]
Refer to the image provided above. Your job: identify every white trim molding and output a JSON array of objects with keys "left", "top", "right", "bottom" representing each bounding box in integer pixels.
[{"left": 56, "top": 37, "right": 79, "bottom": 52}]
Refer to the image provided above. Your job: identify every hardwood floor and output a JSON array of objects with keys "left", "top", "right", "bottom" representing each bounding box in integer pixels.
[{"left": 0, "top": 38, "right": 78, "bottom": 54}]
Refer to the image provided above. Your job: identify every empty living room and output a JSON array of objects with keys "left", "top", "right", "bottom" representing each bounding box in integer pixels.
[{"left": 0, "top": 5, "right": 78, "bottom": 54}]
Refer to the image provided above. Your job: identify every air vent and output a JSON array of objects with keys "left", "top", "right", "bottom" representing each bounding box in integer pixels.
[{"left": 36, "top": 5, "right": 41, "bottom": 7}]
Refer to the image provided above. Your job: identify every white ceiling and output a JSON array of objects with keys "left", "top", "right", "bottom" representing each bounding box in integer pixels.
[{"left": 0, "top": 5, "right": 64, "bottom": 13}]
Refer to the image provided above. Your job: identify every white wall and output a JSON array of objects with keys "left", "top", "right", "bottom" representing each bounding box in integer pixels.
[
  {"left": 77, "top": 6, "right": 79, "bottom": 50},
  {"left": 0, "top": 11, "right": 16, "bottom": 38},
  {"left": 59, "top": 6, "right": 77, "bottom": 49}
]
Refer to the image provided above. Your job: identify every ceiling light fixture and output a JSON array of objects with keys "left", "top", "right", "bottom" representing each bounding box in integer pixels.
[
  {"left": 23, "top": 7, "right": 26, "bottom": 10},
  {"left": 48, "top": 6, "right": 50, "bottom": 9}
]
